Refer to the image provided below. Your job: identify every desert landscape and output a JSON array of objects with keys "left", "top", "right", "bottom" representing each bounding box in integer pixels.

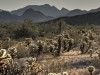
[{"left": 0, "top": 0, "right": 100, "bottom": 75}]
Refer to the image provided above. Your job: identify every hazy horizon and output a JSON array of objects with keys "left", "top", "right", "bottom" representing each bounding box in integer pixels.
[{"left": 0, "top": 0, "right": 100, "bottom": 11}]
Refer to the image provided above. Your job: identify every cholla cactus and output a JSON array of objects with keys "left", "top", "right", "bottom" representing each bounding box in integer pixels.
[
  {"left": 25, "top": 38, "right": 32, "bottom": 47},
  {"left": 8, "top": 47, "right": 17, "bottom": 60},
  {"left": 37, "top": 40, "right": 44, "bottom": 55},
  {"left": 5, "top": 37, "right": 10, "bottom": 43},
  {"left": 64, "top": 33, "right": 70, "bottom": 39},
  {"left": 63, "top": 38, "right": 69, "bottom": 51},
  {"left": 29, "top": 45, "right": 39, "bottom": 57},
  {"left": 0, "top": 61, "right": 5, "bottom": 74},
  {"left": 49, "top": 44, "right": 56, "bottom": 56},
  {"left": 80, "top": 41, "right": 87, "bottom": 54},
  {"left": 63, "top": 72, "right": 68, "bottom": 75},
  {"left": 85, "top": 40, "right": 94, "bottom": 53},
  {"left": 26, "top": 57, "right": 45, "bottom": 75},
  {"left": 89, "top": 33, "right": 96, "bottom": 40},
  {"left": 87, "top": 66, "right": 95, "bottom": 75},
  {"left": 67, "top": 38, "right": 74, "bottom": 52},
  {"left": 46, "top": 39, "right": 53, "bottom": 44},
  {"left": 37, "top": 40, "right": 43, "bottom": 45},
  {"left": 0, "top": 49, "right": 12, "bottom": 74},
  {"left": 88, "top": 49, "right": 93, "bottom": 57},
  {"left": 96, "top": 49, "right": 100, "bottom": 59},
  {"left": 83, "top": 36, "right": 89, "bottom": 43},
  {"left": 26, "top": 57, "right": 36, "bottom": 65}
]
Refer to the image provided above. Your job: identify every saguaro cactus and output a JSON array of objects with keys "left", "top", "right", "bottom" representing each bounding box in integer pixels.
[{"left": 57, "top": 35, "right": 63, "bottom": 56}]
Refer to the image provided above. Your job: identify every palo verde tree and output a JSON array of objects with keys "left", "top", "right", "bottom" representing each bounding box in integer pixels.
[{"left": 14, "top": 18, "right": 34, "bottom": 39}]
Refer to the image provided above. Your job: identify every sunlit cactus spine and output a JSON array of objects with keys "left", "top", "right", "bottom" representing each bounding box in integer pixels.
[
  {"left": 48, "top": 73, "right": 61, "bottom": 75},
  {"left": 48, "top": 73, "right": 54, "bottom": 75},
  {"left": 63, "top": 72, "right": 68, "bottom": 75}
]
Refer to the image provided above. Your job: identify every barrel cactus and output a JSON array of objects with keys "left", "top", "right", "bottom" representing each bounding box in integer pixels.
[
  {"left": 87, "top": 66, "right": 95, "bottom": 75},
  {"left": 63, "top": 72, "right": 68, "bottom": 75}
]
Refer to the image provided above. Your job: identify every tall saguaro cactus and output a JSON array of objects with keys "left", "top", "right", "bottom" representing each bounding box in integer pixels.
[{"left": 58, "top": 21, "right": 62, "bottom": 34}]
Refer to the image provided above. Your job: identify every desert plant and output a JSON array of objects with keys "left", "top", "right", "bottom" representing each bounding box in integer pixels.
[
  {"left": 8, "top": 47, "right": 17, "bottom": 60},
  {"left": 87, "top": 66, "right": 95, "bottom": 75}
]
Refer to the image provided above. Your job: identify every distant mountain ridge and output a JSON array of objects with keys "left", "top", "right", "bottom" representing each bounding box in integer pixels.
[
  {"left": 51, "top": 11, "right": 100, "bottom": 25},
  {"left": 11, "top": 4, "right": 69, "bottom": 18},
  {"left": 0, "top": 9, "right": 3, "bottom": 12},
  {"left": 66, "top": 9, "right": 88, "bottom": 16},
  {"left": 90, "top": 7, "right": 100, "bottom": 12},
  {"left": 1, "top": 4, "right": 100, "bottom": 23},
  {"left": 10, "top": 4, "right": 100, "bottom": 18},
  {"left": 0, "top": 8, "right": 53, "bottom": 22}
]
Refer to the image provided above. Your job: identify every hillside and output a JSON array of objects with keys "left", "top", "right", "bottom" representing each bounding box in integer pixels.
[
  {"left": 49, "top": 10, "right": 100, "bottom": 25},
  {"left": 66, "top": 9, "right": 88, "bottom": 16},
  {"left": 0, "top": 9, "right": 53, "bottom": 22}
]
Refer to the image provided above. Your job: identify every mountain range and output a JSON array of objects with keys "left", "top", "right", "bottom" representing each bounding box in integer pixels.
[
  {"left": 10, "top": 4, "right": 100, "bottom": 17},
  {"left": 50, "top": 10, "right": 100, "bottom": 25},
  {"left": 0, "top": 9, "right": 3, "bottom": 12},
  {"left": 0, "top": 4, "right": 100, "bottom": 23},
  {"left": 66, "top": 9, "right": 88, "bottom": 16},
  {"left": 0, "top": 8, "right": 53, "bottom": 22},
  {"left": 11, "top": 4, "right": 69, "bottom": 18}
]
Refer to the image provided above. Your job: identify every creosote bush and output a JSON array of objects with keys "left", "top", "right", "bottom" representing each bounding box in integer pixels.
[{"left": 17, "top": 44, "right": 29, "bottom": 58}]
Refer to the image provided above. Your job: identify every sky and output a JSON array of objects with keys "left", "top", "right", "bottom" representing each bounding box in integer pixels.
[{"left": 0, "top": 0, "right": 100, "bottom": 11}]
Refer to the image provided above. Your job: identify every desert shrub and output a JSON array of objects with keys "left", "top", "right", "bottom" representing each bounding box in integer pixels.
[
  {"left": 91, "top": 57, "right": 100, "bottom": 69},
  {"left": 2, "top": 39, "right": 16, "bottom": 49},
  {"left": 45, "top": 58, "right": 72, "bottom": 73},
  {"left": 16, "top": 44, "right": 29, "bottom": 58}
]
